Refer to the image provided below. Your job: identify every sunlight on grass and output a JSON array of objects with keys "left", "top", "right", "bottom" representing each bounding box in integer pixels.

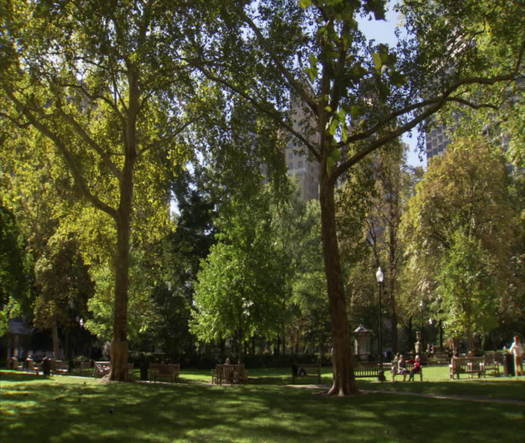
[{"left": 1, "top": 369, "right": 524, "bottom": 442}]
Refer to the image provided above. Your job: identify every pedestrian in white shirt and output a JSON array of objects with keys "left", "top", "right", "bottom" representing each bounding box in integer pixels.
[{"left": 509, "top": 336, "right": 524, "bottom": 376}]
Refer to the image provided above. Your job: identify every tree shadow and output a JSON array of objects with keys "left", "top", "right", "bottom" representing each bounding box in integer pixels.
[
  {"left": 1, "top": 371, "right": 524, "bottom": 442},
  {"left": 0, "top": 370, "right": 49, "bottom": 382}
]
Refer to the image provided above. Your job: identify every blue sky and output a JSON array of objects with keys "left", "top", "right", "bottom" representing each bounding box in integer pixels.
[{"left": 358, "top": 5, "right": 426, "bottom": 168}]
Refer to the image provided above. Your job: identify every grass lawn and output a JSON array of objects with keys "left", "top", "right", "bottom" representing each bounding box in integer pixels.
[{"left": 1, "top": 369, "right": 524, "bottom": 442}]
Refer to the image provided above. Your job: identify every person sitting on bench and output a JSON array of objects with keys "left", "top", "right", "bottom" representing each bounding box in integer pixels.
[
  {"left": 292, "top": 364, "right": 307, "bottom": 376},
  {"left": 397, "top": 354, "right": 409, "bottom": 378},
  {"left": 408, "top": 355, "right": 422, "bottom": 381}
]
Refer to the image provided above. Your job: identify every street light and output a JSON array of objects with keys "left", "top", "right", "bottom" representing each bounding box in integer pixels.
[{"left": 375, "top": 266, "right": 384, "bottom": 369}]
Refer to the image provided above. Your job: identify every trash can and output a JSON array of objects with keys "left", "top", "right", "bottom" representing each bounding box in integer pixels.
[{"left": 503, "top": 353, "right": 515, "bottom": 376}]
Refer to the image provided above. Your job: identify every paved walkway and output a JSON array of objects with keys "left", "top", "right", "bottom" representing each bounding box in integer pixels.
[
  {"left": 361, "top": 388, "right": 525, "bottom": 405},
  {"left": 287, "top": 384, "right": 525, "bottom": 405}
]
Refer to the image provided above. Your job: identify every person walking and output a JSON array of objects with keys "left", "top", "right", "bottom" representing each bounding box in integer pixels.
[{"left": 509, "top": 336, "right": 524, "bottom": 376}]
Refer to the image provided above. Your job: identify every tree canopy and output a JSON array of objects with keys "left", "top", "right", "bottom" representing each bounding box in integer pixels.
[{"left": 401, "top": 138, "right": 519, "bottom": 345}]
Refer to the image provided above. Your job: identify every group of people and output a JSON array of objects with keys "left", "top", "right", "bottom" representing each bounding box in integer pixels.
[{"left": 392, "top": 353, "right": 422, "bottom": 381}]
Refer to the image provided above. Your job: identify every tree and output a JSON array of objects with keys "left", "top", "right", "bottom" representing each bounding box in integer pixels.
[
  {"left": 366, "top": 145, "right": 417, "bottom": 353},
  {"left": 188, "top": 0, "right": 524, "bottom": 394},
  {"left": 191, "top": 190, "right": 288, "bottom": 358},
  {"left": 0, "top": 0, "right": 193, "bottom": 379},
  {"left": 33, "top": 237, "right": 94, "bottom": 359},
  {"left": 401, "top": 138, "right": 517, "bottom": 348},
  {"left": 279, "top": 198, "right": 329, "bottom": 357},
  {"left": 150, "top": 167, "right": 217, "bottom": 360},
  {"left": 0, "top": 205, "right": 31, "bottom": 336},
  {"left": 436, "top": 229, "right": 498, "bottom": 349}
]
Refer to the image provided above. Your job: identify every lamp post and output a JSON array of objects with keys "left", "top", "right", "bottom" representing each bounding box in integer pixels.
[{"left": 375, "top": 266, "right": 384, "bottom": 368}]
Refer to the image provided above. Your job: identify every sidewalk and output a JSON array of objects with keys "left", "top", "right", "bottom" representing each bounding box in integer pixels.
[
  {"left": 287, "top": 383, "right": 525, "bottom": 405},
  {"left": 361, "top": 388, "right": 525, "bottom": 405}
]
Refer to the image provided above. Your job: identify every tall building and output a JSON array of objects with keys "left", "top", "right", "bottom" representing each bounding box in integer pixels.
[
  {"left": 425, "top": 124, "right": 451, "bottom": 160},
  {"left": 425, "top": 77, "right": 524, "bottom": 162},
  {"left": 284, "top": 97, "right": 320, "bottom": 201}
]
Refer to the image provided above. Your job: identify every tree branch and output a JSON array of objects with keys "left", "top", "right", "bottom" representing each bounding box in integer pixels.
[
  {"left": 57, "top": 81, "right": 126, "bottom": 125},
  {"left": 3, "top": 88, "right": 118, "bottom": 219},
  {"left": 0, "top": 111, "right": 32, "bottom": 129},
  {"left": 197, "top": 67, "right": 321, "bottom": 161},
  {"left": 332, "top": 71, "right": 520, "bottom": 183},
  {"left": 447, "top": 96, "right": 500, "bottom": 110},
  {"left": 139, "top": 114, "right": 201, "bottom": 157},
  {"left": 55, "top": 107, "right": 123, "bottom": 179},
  {"left": 239, "top": 10, "right": 318, "bottom": 117}
]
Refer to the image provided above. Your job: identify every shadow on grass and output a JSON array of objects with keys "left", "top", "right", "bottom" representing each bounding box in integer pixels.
[
  {"left": 1, "top": 370, "right": 524, "bottom": 442},
  {"left": 0, "top": 370, "right": 48, "bottom": 382}
]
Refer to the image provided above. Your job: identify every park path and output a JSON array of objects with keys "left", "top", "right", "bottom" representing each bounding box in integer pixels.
[
  {"left": 361, "top": 388, "right": 525, "bottom": 406},
  {"left": 286, "top": 384, "right": 525, "bottom": 405}
]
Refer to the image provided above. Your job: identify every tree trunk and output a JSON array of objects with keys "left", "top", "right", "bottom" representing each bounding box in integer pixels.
[
  {"left": 110, "top": 212, "right": 131, "bottom": 381},
  {"left": 391, "top": 309, "right": 398, "bottom": 355},
  {"left": 319, "top": 177, "right": 358, "bottom": 396},
  {"left": 407, "top": 317, "right": 413, "bottom": 351},
  {"left": 110, "top": 67, "right": 138, "bottom": 381},
  {"left": 388, "top": 219, "right": 399, "bottom": 354},
  {"left": 52, "top": 320, "right": 61, "bottom": 359}
]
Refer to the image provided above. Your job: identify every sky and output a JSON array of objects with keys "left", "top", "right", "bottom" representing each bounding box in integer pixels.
[{"left": 358, "top": 5, "right": 427, "bottom": 168}]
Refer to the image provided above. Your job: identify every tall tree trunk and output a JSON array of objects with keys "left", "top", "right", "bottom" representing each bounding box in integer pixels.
[
  {"left": 391, "top": 309, "right": 398, "bottom": 355},
  {"left": 407, "top": 317, "right": 413, "bottom": 351},
  {"left": 319, "top": 178, "right": 358, "bottom": 396},
  {"left": 52, "top": 320, "right": 60, "bottom": 359},
  {"left": 388, "top": 218, "right": 399, "bottom": 354},
  {"left": 110, "top": 66, "right": 138, "bottom": 381},
  {"left": 110, "top": 208, "right": 132, "bottom": 380}
]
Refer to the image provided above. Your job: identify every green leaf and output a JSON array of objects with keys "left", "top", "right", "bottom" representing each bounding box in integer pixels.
[
  {"left": 349, "top": 105, "right": 362, "bottom": 119},
  {"left": 299, "top": 0, "right": 312, "bottom": 9},
  {"left": 328, "top": 118, "right": 339, "bottom": 136},
  {"left": 348, "top": 64, "right": 367, "bottom": 81},
  {"left": 307, "top": 53, "right": 318, "bottom": 81},
  {"left": 390, "top": 70, "right": 407, "bottom": 87},
  {"left": 341, "top": 125, "right": 348, "bottom": 143},
  {"left": 372, "top": 52, "right": 383, "bottom": 71}
]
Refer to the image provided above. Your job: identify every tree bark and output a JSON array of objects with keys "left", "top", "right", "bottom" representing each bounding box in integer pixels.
[
  {"left": 110, "top": 65, "right": 139, "bottom": 381},
  {"left": 110, "top": 208, "right": 132, "bottom": 381},
  {"left": 319, "top": 176, "right": 358, "bottom": 396},
  {"left": 52, "top": 320, "right": 61, "bottom": 359}
]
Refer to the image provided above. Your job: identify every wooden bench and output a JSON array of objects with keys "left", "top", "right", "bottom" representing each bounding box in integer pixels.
[
  {"left": 291, "top": 363, "right": 322, "bottom": 384},
  {"left": 149, "top": 363, "right": 180, "bottom": 383},
  {"left": 354, "top": 362, "right": 391, "bottom": 380},
  {"left": 93, "top": 361, "right": 134, "bottom": 378},
  {"left": 427, "top": 351, "right": 450, "bottom": 366},
  {"left": 392, "top": 363, "right": 423, "bottom": 382},
  {"left": 482, "top": 352, "right": 500, "bottom": 377},
  {"left": 33, "top": 359, "right": 69, "bottom": 375},
  {"left": 93, "top": 361, "right": 112, "bottom": 377},
  {"left": 70, "top": 360, "right": 93, "bottom": 376},
  {"left": 7, "top": 357, "right": 24, "bottom": 370},
  {"left": 212, "top": 364, "right": 247, "bottom": 385},
  {"left": 449, "top": 356, "right": 485, "bottom": 379},
  {"left": 51, "top": 360, "right": 70, "bottom": 375}
]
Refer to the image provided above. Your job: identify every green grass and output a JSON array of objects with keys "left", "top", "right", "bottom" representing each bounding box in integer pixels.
[
  {"left": 361, "top": 365, "right": 525, "bottom": 401},
  {"left": 1, "top": 369, "right": 524, "bottom": 442}
]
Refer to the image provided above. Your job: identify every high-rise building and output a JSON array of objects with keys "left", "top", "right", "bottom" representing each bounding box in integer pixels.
[
  {"left": 285, "top": 96, "right": 320, "bottom": 201},
  {"left": 425, "top": 124, "right": 451, "bottom": 160}
]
